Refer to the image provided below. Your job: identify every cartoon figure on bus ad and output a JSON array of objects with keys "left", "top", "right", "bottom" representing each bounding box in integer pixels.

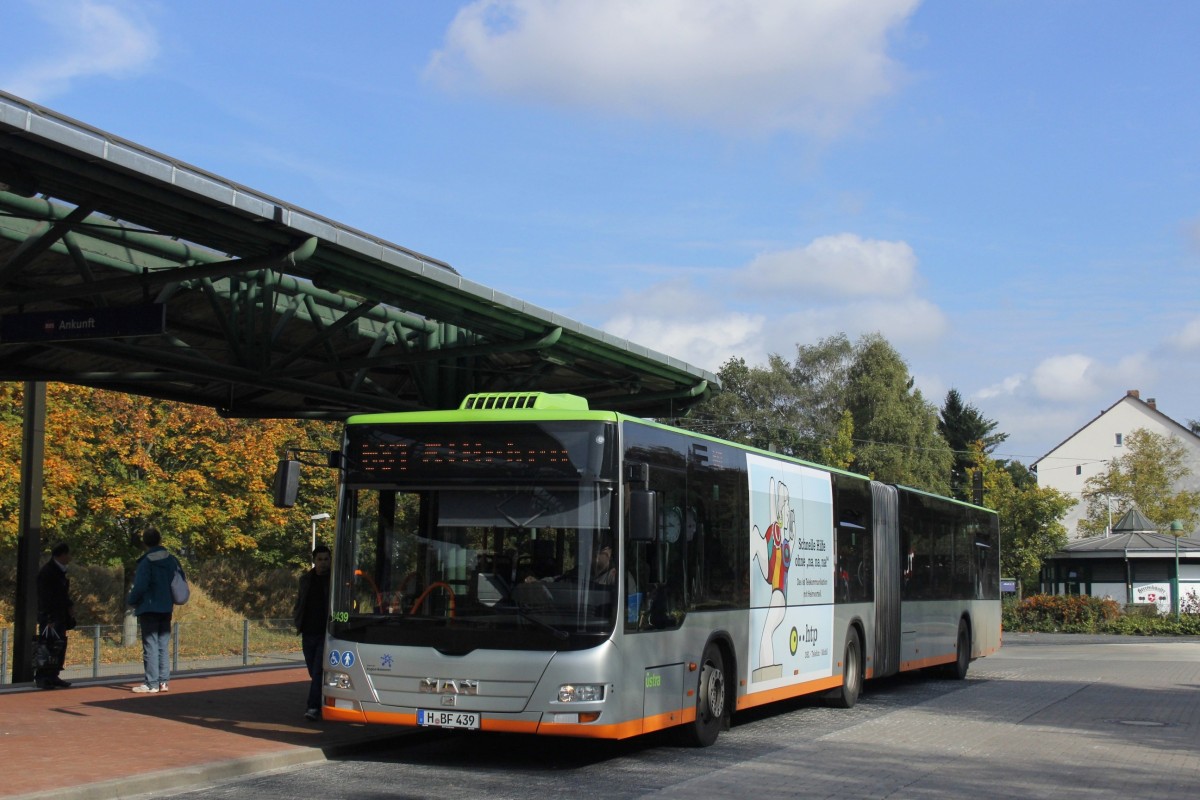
[
  {"left": 751, "top": 476, "right": 793, "bottom": 682},
  {"left": 747, "top": 454, "right": 835, "bottom": 691}
]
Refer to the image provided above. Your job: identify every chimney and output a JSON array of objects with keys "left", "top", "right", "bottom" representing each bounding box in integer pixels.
[
  {"left": 1147, "top": 398, "right": 1157, "bottom": 410},
  {"left": 1126, "top": 389, "right": 1140, "bottom": 399}
]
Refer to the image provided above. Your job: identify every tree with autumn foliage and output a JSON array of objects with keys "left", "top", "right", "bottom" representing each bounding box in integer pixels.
[{"left": 0, "top": 383, "right": 338, "bottom": 571}]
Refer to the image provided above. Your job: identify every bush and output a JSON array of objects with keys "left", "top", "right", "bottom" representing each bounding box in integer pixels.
[
  {"left": 1003, "top": 594, "right": 1121, "bottom": 632},
  {"left": 189, "top": 557, "right": 300, "bottom": 620},
  {"left": 1005, "top": 593, "right": 1200, "bottom": 635}
]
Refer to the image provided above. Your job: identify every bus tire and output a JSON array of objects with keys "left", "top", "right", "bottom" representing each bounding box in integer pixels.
[
  {"left": 824, "top": 628, "right": 862, "bottom": 709},
  {"left": 943, "top": 618, "right": 971, "bottom": 680},
  {"left": 677, "top": 642, "right": 727, "bottom": 747}
]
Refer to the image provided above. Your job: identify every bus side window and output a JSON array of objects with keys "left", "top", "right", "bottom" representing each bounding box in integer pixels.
[{"left": 833, "top": 476, "right": 873, "bottom": 604}]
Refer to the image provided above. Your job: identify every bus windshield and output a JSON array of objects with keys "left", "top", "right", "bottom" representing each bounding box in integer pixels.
[{"left": 332, "top": 483, "right": 619, "bottom": 652}]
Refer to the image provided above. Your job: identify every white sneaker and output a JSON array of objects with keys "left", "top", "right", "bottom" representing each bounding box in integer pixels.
[
  {"left": 159, "top": 683, "right": 169, "bottom": 692},
  {"left": 132, "top": 684, "right": 159, "bottom": 694}
]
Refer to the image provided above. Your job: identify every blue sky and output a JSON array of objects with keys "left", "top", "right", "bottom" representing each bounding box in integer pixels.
[{"left": 4, "top": 0, "right": 1200, "bottom": 467}]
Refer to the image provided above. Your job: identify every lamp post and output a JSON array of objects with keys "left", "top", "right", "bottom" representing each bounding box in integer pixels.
[
  {"left": 1170, "top": 520, "right": 1183, "bottom": 618},
  {"left": 310, "top": 512, "right": 330, "bottom": 561}
]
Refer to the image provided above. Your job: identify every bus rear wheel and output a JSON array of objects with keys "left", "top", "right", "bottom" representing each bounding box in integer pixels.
[
  {"left": 677, "top": 642, "right": 727, "bottom": 747},
  {"left": 824, "top": 628, "right": 862, "bottom": 709},
  {"left": 943, "top": 619, "right": 970, "bottom": 680}
]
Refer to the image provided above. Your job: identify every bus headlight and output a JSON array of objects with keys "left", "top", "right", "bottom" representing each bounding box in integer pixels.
[
  {"left": 324, "top": 671, "right": 353, "bottom": 690},
  {"left": 558, "top": 683, "right": 605, "bottom": 702}
]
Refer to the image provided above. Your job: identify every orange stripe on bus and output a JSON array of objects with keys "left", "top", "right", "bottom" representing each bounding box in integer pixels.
[
  {"left": 735, "top": 675, "right": 842, "bottom": 711},
  {"left": 321, "top": 703, "right": 697, "bottom": 741},
  {"left": 321, "top": 705, "right": 370, "bottom": 724},
  {"left": 900, "top": 652, "right": 955, "bottom": 671}
]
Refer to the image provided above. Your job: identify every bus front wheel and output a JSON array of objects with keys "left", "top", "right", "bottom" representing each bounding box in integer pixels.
[
  {"left": 824, "top": 628, "right": 862, "bottom": 709},
  {"left": 677, "top": 642, "right": 727, "bottom": 747}
]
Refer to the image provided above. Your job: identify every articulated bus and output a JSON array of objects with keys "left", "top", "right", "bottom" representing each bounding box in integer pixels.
[{"left": 275, "top": 391, "right": 1000, "bottom": 746}]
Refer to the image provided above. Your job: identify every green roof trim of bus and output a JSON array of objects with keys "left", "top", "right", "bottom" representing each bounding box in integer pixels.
[
  {"left": 893, "top": 484, "right": 997, "bottom": 514},
  {"left": 345, "top": 407, "right": 621, "bottom": 425},
  {"left": 459, "top": 392, "right": 591, "bottom": 411}
]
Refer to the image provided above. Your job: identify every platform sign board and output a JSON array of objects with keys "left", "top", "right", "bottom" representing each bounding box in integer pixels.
[{"left": 0, "top": 304, "right": 165, "bottom": 343}]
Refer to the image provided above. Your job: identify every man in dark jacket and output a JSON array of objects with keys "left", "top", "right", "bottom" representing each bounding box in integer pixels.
[
  {"left": 35, "top": 543, "right": 75, "bottom": 689},
  {"left": 293, "top": 544, "right": 331, "bottom": 721}
]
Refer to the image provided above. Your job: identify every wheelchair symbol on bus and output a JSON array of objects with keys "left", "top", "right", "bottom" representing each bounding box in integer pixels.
[{"left": 328, "top": 649, "right": 355, "bottom": 668}]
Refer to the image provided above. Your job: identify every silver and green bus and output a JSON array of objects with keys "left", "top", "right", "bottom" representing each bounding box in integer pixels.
[{"left": 274, "top": 391, "right": 1000, "bottom": 746}]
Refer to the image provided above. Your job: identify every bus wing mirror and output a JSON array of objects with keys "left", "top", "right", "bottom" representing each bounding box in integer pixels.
[
  {"left": 629, "top": 489, "right": 656, "bottom": 542},
  {"left": 272, "top": 459, "right": 300, "bottom": 508}
]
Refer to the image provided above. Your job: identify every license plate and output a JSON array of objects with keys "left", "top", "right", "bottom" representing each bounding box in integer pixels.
[{"left": 417, "top": 709, "right": 480, "bottom": 730}]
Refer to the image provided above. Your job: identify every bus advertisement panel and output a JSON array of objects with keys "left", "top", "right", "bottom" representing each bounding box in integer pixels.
[{"left": 747, "top": 455, "right": 834, "bottom": 691}]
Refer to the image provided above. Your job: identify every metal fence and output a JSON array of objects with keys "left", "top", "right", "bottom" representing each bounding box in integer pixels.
[{"left": 1, "top": 618, "right": 304, "bottom": 684}]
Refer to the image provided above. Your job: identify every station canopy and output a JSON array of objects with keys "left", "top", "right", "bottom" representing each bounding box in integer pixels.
[{"left": 0, "top": 91, "right": 717, "bottom": 419}]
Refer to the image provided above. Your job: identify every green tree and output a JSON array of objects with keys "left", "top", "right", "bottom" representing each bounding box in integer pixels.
[
  {"left": 680, "top": 335, "right": 858, "bottom": 463},
  {"left": 787, "top": 333, "right": 856, "bottom": 460},
  {"left": 819, "top": 409, "right": 856, "bottom": 471},
  {"left": 939, "top": 388, "right": 1008, "bottom": 499},
  {"left": 844, "top": 334, "right": 953, "bottom": 493},
  {"left": 968, "top": 443, "right": 1073, "bottom": 597},
  {"left": 681, "top": 333, "right": 952, "bottom": 492},
  {"left": 1078, "top": 428, "right": 1200, "bottom": 536},
  {"left": 685, "top": 355, "right": 812, "bottom": 456}
]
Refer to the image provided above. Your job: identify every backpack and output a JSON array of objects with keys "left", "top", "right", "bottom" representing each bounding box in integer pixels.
[{"left": 170, "top": 564, "right": 190, "bottom": 605}]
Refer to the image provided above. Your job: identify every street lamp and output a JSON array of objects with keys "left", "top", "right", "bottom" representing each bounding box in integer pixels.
[
  {"left": 1170, "top": 520, "right": 1183, "bottom": 617},
  {"left": 310, "top": 512, "right": 330, "bottom": 560}
]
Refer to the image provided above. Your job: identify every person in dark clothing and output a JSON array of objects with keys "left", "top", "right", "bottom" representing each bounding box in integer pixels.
[
  {"left": 35, "top": 542, "right": 75, "bottom": 689},
  {"left": 293, "top": 544, "right": 332, "bottom": 721}
]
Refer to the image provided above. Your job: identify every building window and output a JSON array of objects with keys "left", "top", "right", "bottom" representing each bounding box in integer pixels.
[
  {"left": 1076, "top": 465, "right": 1082, "bottom": 476},
  {"left": 1115, "top": 433, "right": 1123, "bottom": 446}
]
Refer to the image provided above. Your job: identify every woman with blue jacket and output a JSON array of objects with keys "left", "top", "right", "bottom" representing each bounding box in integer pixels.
[{"left": 127, "top": 528, "right": 184, "bottom": 693}]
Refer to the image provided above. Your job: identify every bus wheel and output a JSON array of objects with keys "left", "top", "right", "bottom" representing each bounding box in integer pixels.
[
  {"left": 943, "top": 619, "right": 970, "bottom": 680},
  {"left": 677, "top": 642, "right": 727, "bottom": 747},
  {"left": 824, "top": 628, "right": 862, "bottom": 709}
]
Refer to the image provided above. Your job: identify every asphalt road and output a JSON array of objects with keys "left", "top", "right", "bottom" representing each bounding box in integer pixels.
[{"left": 139, "top": 634, "right": 1200, "bottom": 799}]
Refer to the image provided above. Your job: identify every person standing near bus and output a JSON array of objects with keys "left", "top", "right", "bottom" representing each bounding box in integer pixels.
[
  {"left": 127, "top": 528, "right": 182, "bottom": 694},
  {"left": 294, "top": 544, "right": 332, "bottom": 722},
  {"left": 35, "top": 542, "right": 75, "bottom": 689}
]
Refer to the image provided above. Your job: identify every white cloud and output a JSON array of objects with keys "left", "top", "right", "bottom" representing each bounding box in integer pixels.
[
  {"left": 1030, "top": 354, "right": 1099, "bottom": 402},
  {"left": 1029, "top": 352, "right": 1156, "bottom": 404},
  {"left": 3, "top": 0, "right": 159, "bottom": 101},
  {"left": 605, "top": 311, "right": 764, "bottom": 372},
  {"left": 1168, "top": 317, "right": 1200, "bottom": 351},
  {"left": 596, "top": 276, "right": 764, "bottom": 369},
  {"left": 593, "top": 232, "right": 943, "bottom": 372},
  {"left": 976, "top": 374, "right": 1024, "bottom": 400},
  {"left": 739, "top": 233, "right": 917, "bottom": 297},
  {"left": 762, "top": 295, "right": 945, "bottom": 352},
  {"left": 426, "top": 0, "right": 920, "bottom": 137}
]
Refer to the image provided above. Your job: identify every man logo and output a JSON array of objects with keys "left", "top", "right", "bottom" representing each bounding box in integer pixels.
[{"left": 419, "top": 678, "right": 479, "bottom": 695}]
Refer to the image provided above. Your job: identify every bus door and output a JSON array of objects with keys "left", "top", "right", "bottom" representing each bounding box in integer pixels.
[{"left": 628, "top": 463, "right": 687, "bottom": 632}]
